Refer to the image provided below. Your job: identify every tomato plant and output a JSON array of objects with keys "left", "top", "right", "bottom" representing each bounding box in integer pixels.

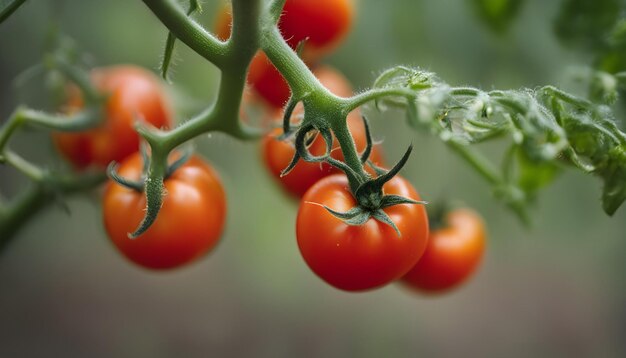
[
  {"left": 296, "top": 174, "right": 429, "bottom": 291},
  {"left": 53, "top": 66, "right": 172, "bottom": 169},
  {"left": 402, "top": 208, "right": 486, "bottom": 293},
  {"left": 262, "top": 65, "right": 384, "bottom": 197},
  {"left": 0, "top": 0, "right": 624, "bottom": 301},
  {"left": 102, "top": 152, "right": 226, "bottom": 270}
]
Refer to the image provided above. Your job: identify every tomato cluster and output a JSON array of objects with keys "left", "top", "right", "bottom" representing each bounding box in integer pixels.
[{"left": 48, "top": 1, "right": 486, "bottom": 296}]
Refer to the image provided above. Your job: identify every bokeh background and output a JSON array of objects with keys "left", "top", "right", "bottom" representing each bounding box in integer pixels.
[{"left": 1, "top": 0, "right": 625, "bottom": 357}]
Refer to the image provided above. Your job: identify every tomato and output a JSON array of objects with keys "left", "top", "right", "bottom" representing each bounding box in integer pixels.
[
  {"left": 103, "top": 152, "right": 226, "bottom": 270},
  {"left": 262, "top": 66, "right": 384, "bottom": 197},
  {"left": 53, "top": 66, "right": 172, "bottom": 169},
  {"left": 401, "top": 208, "right": 486, "bottom": 293},
  {"left": 296, "top": 175, "right": 429, "bottom": 291}
]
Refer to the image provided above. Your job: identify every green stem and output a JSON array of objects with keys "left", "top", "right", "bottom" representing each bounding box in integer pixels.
[
  {"left": 128, "top": 144, "right": 168, "bottom": 238},
  {"left": 446, "top": 139, "right": 501, "bottom": 185},
  {"left": 3, "top": 150, "right": 45, "bottom": 181},
  {"left": 0, "top": 107, "right": 101, "bottom": 157},
  {"left": 0, "top": 0, "right": 27, "bottom": 24},
  {"left": 345, "top": 87, "right": 415, "bottom": 110},
  {"left": 128, "top": 0, "right": 264, "bottom": 236},
  {"left": 331, "top": 120, "right": 371, "bottom": 191},
  {"left": 142, "top": 0, "right": 228, "bottom": 68},
  {"left": 0, "top": 171, "right": 106, "bottom": 251},
  {"left": 228, "top": 0, "right": 261, "bottom": 65},
  {"left": 0, "top": 186, "right": 49, "bottom": 250},
  {"left": 259, "top": 23, "right": 370, "bottom": 188},
  {"left": 260, "top": 27, "right": 321, "bottom": 98}
]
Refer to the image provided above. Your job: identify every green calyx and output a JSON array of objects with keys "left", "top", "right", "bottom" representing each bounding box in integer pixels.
[
  {"left": 320, "top": 144, "right": 426, "bottom": 236},
  {"left": 278, "top": 107, "right": 426, "bottom": 235},
  {"left": 107, "top": 144, "right": 193, "bottom": 193},
  {"left": 106, "top": 145, "right": 194, "bottom": 238}
]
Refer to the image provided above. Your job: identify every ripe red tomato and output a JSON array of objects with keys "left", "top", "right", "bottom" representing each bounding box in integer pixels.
[
  {"left": 53, "top": 66, "right": 172, "bottom": 169},
  {"left": 262, "top": 66, "right": 384, "bottom": 197},
  {"left": 296, "top": 174, "right": 429, "bottom": 291},
  {"left": 103, "top": 152, "right": 226, "bottom": 270},
  {"left": 401, "top": 208, "right": 486, "bottom": 293}
]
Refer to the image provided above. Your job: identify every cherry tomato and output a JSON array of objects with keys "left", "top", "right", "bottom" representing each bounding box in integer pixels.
[
  {"left": 296, "top": 174, "right": 429, "bottom": 291},
  {"left": 54, "top": 66, "right": 172, "bottom": 169},
  {"left": 401, "top": 208, "right": 486, "bottom": 293},
  {"left": 262, "top": 66, "right": 384, "bottom": 197},
  {"left": 103, "top": 152, "right": 226, "bottom": 270}
]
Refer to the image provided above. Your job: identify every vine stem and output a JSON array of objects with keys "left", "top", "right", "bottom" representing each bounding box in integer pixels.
[
  {"left": 142, "top": 0, "right": 227, "bottom": 67},
  {"left": 0, "top": 171, "right": 106, "bottom": 250},
  {"left": 259, "top": 22, "right": 372, "bottom": 189},
  {"left": 0, "top": 0, "right": 27, "bottom": 24},
  {"left": 130, "top": 0, "right": 264, "bottom": 237}
]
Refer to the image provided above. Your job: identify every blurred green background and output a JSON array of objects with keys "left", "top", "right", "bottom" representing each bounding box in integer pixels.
[{"left": 1, "top": 0, "right": 625, "bottom": 357}]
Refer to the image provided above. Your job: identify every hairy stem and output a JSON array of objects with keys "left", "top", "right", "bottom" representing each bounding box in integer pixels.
[{"left": 142, "top": 0, "right": 228, "bottom": 68}]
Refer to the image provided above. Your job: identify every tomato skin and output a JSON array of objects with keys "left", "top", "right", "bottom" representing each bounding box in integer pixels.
[
  {"left": 401, "top": 208, "right": 486, "bottom": 293},
  {"left": 248, "top": 53, "right": 292, "bottom": 108},
  {"left": 262, "top": 66, "right": 383, "bottom": 197},
  {"left": 280, "top": 0, "right": 354, "bottom": 58},
  {"left": 102, "top": 153, "right": 226, "bottom": 270},
  {"left": 214, "top": 2, "right": 232, "bottom": 41},
  {"left": 296, "top": 175, "right": 429, "bottom": 291},
  {"left": 54, "top": 66, "right": 172, "bottom": 169}
]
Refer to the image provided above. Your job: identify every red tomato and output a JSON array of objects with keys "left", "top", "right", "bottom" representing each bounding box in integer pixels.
[
  {"left": 262, "top": 66, "right": 384, "bottom": 197},
  {"left": 54, "top": 66, "right": 172, "bottom": 169},
  {"left": 296, "top": 174, "right": 429, "bottom": 291},
  {"left": 402, "top": 208, "right": 486, "bottom": 293},
  {"left": 103, "top": 152, "right": 226, "bottom": 270}
]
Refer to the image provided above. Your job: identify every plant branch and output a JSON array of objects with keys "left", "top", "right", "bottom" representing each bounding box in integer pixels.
[
  {"left": 0, "top": 0, "right": 27, "bottom": 24},
  {"left": 142, "top": 0, "right": 228, "bottom": 68}
]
